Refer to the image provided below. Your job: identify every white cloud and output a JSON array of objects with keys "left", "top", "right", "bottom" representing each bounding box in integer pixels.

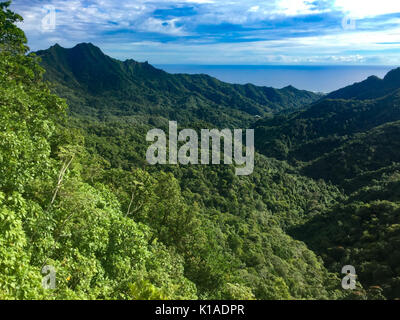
[
  {"left": 277, "top": 0, "right": 317, "bottom": 16},
  {"left": 334, "top": 0, "right": 400, "bottom": 18}
]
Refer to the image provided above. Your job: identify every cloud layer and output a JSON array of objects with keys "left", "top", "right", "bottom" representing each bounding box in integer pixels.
[{"left": 10, "top": 0, "right": 400, "bottom": 64}]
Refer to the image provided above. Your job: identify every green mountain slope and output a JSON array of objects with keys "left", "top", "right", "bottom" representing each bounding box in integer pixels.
[
  {"left": 325, "top": 68, "right": 400, "bottom": 100},
  {"left": 252, "top": 67, "right": 400, "bottom": 299},
  {"left": 35, "top": 41, "right": 400, "bottom": 300},
  {"left": 255, "top": 85, "right": 400, "bottom": 162},
  {"left": 292, "top": 198, "right": 400, "bottom": 300},
  {"left": 301, "top": 121, "right": 400, "bottom": 192},
  {"left": 36, "top": 43, "right": 321, "bottom": 128}
]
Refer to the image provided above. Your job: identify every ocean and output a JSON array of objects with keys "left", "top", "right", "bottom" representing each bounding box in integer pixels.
[{"left": 155, "top": 65, "right": 396, "bottom": 93}]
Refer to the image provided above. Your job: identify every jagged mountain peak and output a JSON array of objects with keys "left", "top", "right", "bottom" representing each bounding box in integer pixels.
[{"left": 37, "top": 43, "right": 142, "bottom": 93}]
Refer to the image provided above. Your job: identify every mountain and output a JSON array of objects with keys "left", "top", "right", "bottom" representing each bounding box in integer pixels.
[
  {"left": 325, "top": 68, "right": 400, "bottom": 100},
  {"left": 35, "top": 43, "right": 321, "bottom": 128},
  {"left": 30, "top": 43, "right": 351, "bottom": 300},
  {"left": 252, "top": 68, "right": 400, "bottom": 299},
  {"left": 247, "top": 68, "right": 400, "bottom": 300},
  {"left": 254, "top": 77, "right": 400, "bottom": 163},
  {"left": 42, "top": 43, "right": 399, "bottom": 299}
]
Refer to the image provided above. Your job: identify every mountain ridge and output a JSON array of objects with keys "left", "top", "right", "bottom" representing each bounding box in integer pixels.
[
  {"left": 255, "top": 81, "right": 400, "bottom": 162},
  {"left": 35, "top": 42, "right": 322, "bottom": 128},
  {"left": 325, "top": 67, "right": 400, "bottom": 100}
]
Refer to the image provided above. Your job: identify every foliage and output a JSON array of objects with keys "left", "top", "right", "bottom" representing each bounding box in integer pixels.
[{"left": 2, "top": 1, "right": 400, "bottom": 301}]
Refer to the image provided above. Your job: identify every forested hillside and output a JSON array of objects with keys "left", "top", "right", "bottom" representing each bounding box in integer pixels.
[
  {"left": 254, "top": 66, "right": 400, "bottom": 299},
  {"left": 1, "top": 1, "right": 399, "bottom": 300},
  {"left": 255, "top": 87, "right": 400, "bottom": 162},
  {"left": 36, "top": 42, "right": 321, "bottom": 128}
]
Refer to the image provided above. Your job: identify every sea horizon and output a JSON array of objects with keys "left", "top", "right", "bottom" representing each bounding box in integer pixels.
[{"left": 155, "top": 64, "right": 396, "bottom": 93}]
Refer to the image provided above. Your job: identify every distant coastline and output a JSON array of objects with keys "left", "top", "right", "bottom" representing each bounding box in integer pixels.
[{"left": 155, "top": 65, "right": 395, "bottom": 93}]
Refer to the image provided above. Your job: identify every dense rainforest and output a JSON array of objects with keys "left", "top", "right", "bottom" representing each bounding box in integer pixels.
[{"left": 0, "top": 1, "right": 399, "bottom": 300}]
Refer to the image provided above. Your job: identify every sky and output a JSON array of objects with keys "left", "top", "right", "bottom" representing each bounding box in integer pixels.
[{"left": 10, "top": 0, "right": 400, "bottom": 65}]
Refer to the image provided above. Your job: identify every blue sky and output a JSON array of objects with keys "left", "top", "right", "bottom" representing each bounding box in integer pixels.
[{"left": 10, "top": 0, "right": 400, "bottom": 65}]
